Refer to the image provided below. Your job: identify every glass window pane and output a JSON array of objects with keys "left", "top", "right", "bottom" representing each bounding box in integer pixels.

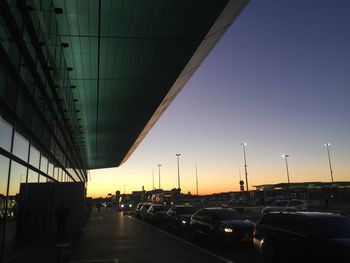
[
  {"left": 40, "top": 156, "right": 48, "bottom": 173},
  {"left": 0, "top": 117, "right": 12, "bottom": 151},
  {"left": 27, "top": 169, "right": 38, "bottom": 183},
  {"left": 12, "top": 132, "right": 29, "bottom": 162},
  {"left": 48, "top": 163, "right": 54, "bottom": 177},
  {"left": 29, "top": 146, "right": 40, "bottom": 169},
  {"left": 38, "top": 174, "right": 46, "bottom": 183},
  {"left": 0, "top": 155, "right": 10, "bottom": 249}
]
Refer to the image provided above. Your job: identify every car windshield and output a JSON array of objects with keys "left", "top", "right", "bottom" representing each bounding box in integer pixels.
[
  {"left": 153, "top": 206, "right": 169, "bottom": 212},
  {"left": 212, "top": 209, "right": 241, "bottom": 220},
  {"left": 177, "top": 207, "right": 196, "bottom": 214},
  {"left": 289, "top": 200, "right": 304, "bottom": 206},
  {"left": 271, "top": 200, "right": 288, "bottom": 207},
  {"left": 312, "top": 217, "right": 350, "bottom": 238}
]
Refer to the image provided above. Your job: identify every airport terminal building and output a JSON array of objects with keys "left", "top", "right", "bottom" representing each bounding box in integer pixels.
[{"left": 0, "top": 0, "right": 248, "bottom": 261}]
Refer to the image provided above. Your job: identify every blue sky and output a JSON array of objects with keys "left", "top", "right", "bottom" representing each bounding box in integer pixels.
[{"left": 88, "top": 0, "right": 350, "bottom": 197}]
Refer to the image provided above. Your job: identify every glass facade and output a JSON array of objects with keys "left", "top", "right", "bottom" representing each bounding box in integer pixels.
[{"left": 0, "top": 1, "right": 87, "bottom": 260}]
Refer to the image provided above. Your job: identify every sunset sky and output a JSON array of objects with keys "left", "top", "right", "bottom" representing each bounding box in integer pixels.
[{"left": 87, "top": 0, "right": 350, "bottom": 198}]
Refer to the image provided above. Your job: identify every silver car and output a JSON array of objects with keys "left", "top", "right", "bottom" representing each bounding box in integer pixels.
[{"left": 261, "top": 199, "right": 307, "bottom": 214}]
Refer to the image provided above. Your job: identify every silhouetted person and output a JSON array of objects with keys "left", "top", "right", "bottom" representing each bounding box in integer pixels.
[
  {"left": 96, "top": 202, "right": 101, "bottom": 212},
  {"left": 55, "top": 202, "right": 70, "bottom": 241}
]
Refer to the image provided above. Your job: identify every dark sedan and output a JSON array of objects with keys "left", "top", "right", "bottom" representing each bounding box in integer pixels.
[
  {"left": 253, "top": 212, "right": 350, "bottom": 263},
  {"left": 166, "top": 205, "right": 198, "bottom": 230},
  {"left": 146, "top": 204, "right": 170, "bottom": 224},
  {"left": 190, "top": 207, "right": 255, "bottom": 244}
]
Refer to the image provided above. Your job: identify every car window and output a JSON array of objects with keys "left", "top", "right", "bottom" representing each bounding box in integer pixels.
[
  {"left": 288, "top": 200, "right": 304, "bottom": 206},
  {"left": 312, "top": 216, "right": 350, "bottom": 238},
  {"left": 292, "top": 217, "right": 316, "bottom": 236},
  {"left": 259, "top": 215, "right": 279, "bottom": 226},
  {"left": 212, "top": 209, "right": 240, "bottom": 220},
  {"left": 177, "top": 207, "right": 196, "bottom": 215},
  {"left": 271, "top": 200, "right": 288, "bottom": 207},
  {"left": 153, "top": 206, "right": 169, "bottom": 212},
  {"left": 195, "top": 209, "right": 207, "bottom": 217}
]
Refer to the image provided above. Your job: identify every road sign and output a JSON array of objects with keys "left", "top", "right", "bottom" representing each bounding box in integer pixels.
[
  {"left": 239, "top": 180, "right": 244, "bottom": 186},
  {"left": 240, "top": 185, "right": 245, "bottom": 191}
]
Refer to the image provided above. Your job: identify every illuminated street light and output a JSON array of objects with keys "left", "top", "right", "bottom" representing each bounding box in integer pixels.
[
  {"left": 176, "top": 153, "right": 181, "bottom": 191},
  {"left": 157, "top": 164, "right": 162, "bottom": 189},
  {"left": 324, "top": 143, "right": 334, "bottom": 185}
]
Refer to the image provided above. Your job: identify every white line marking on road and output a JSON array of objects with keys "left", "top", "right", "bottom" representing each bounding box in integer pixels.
[{"left": 128, "top": 216, "right": 235, "bottom": 263}]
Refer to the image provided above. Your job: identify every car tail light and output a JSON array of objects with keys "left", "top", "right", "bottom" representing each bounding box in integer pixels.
[{"left": 252, "top": 227, "right": 257, "bottom": 238}]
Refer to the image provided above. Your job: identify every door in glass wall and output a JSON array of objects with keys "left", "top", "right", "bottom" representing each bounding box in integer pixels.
[
  {"left": 0, "top": 155, "right": 10, "bottom": 260},
  {"left": 4, "top": 161, "right": 26, "bottom": 258}
]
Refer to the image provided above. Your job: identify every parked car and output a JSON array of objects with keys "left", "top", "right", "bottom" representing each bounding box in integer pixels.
[
  {"left": 166, "top": 205, "right": 198, "bottom": 230},
  {"left": 145, "top": 204, "right": 170, "bottom": 224},
  {"left": 139, "top": 203, "right": 152, "bottom": 220},
  {"left": 261, "top": 199, "right": 307, "bottom": 214},
  {"left": 190, "top": 207, "right": 255, "bottom": 244},
  {"left": 230, "top": 196, "right": 249, "bottom": 206},
  {"left": 134, "top": 202, "right": 143, "bottom": 218},
  {"left": 253, "top": 212, "right": 350, "bottom": 263}
]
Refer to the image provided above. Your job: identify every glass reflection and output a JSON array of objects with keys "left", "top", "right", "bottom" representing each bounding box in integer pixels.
[
  {"left": 0, "top": 117, "right": 13, "bottom": 152},
  {"left": 0, "top": 155, "right": 10, "bottom": 251},
  {"left": 29, "top": 146, "right": 40, "bottom": 169},
  {"left": 12, "top": 132, "right": 29, "bottom": 162}
]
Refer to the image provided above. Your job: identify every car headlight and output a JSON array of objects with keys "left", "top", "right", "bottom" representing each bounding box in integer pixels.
[
  {"left": 224, "top": 227, "right": 233, "bottom": 233},
  {"left": 129, "top": 204, "right": 132, "bottom": 207},
  {"left": 181, "top": 220, "right": 187, "bottom": 224},
  {"left": 121, "top": 204, "right": 124, "bottom": 208}
]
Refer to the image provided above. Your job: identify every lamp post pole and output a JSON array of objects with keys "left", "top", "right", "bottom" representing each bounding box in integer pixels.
[
  {"left": 282, "top": 154, "right": 290, "bottom": 184},
  {"left": 152, "top": 169, "right": 155, "bottom": 190},
  {"left": 241, "top": 142, "right": 249, "bottom": 192},
  {"left": 324, "top": 143, "right": 334, "bottom": 185},
  {"left": 282, "top": 154, "right": 290, "bottom": 197},
  {"left": 157, "top": 164, "right": 162, "bottom": 189},
  {"left": 176, "top": 153, "right": 181, "bottom": 190},
  {"left": 195, "top": 161, "right": 199, "bottom": 196}
]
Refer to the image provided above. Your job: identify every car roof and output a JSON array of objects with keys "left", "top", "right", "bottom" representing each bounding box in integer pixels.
[
  {"left": 265, "top": 211, "right": 345, "bottom": 218},
  {"left": 174, "top": 205, "right": 194, "bottom": 208}
]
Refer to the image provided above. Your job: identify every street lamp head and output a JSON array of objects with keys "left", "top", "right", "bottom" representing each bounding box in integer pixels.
[
  {"left": 282, "top": 154, "right": 289, "bottom": 158},
  {"left": 157, "top": 164, "right": 162, "bottom": 167},
  {"left": 241, "top": 142, "right": 247, "bottom": 146},
  {"left": 324, "top": 143, "right": 330, "bottom": 146},
  {"left": 176, "top": 153, "right": 181, "bottom": 157}
]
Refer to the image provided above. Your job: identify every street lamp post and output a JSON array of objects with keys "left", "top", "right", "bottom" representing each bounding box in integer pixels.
[
  {"left": 195, "top": 161, "right": 199, "bottom": 196},
  {"left": 324, "top": 143, "right": 334, "bottom": 185},
  {"left": 157, "top": 164, "right": 162, "bottom": 189},
  {"left": 176, "top": 153, "right": 181, "bottom": 190},
  {"left": 282, "top": 154, "right": 290, "bottom": 184},
  {"left": 241, "top": 142, "right": 249, "bottom": 193},
  {"left": 152, "top": 169, "right": 155, "bottom": 190},
  {"left": 282, "top": 154, "right": 290, "bottom": 197}
]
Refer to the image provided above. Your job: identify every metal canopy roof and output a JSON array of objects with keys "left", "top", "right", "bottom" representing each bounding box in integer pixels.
[{"left": 53, "top": 0, "right": 248, "bottom": 169}]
